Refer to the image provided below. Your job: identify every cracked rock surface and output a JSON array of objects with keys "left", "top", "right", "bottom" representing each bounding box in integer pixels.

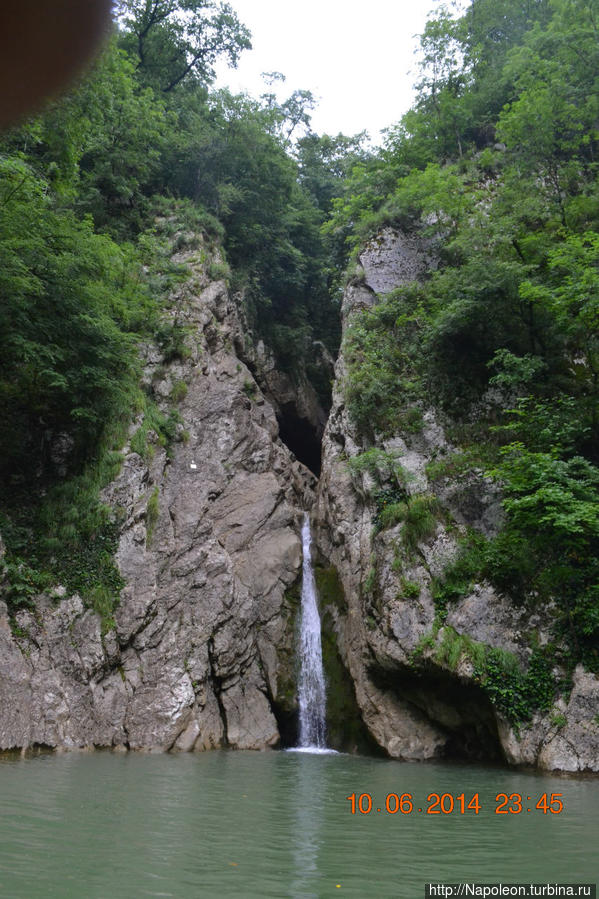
[
  {"left": 313, "top": 227, "right": 599, "bottom": 773},
  {"left": 0, "top": 239, "right": 315, "bottom": 752}
]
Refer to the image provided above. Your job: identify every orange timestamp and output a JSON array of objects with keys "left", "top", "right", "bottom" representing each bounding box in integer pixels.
[{"left": 345, "top": 792, "right": 564, "bottom": 815}]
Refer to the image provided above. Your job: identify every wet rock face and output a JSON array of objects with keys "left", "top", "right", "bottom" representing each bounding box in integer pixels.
[
  {"left": 0, "top": 240, "right": 315, "bottom": 753},
  {"left": 313, "top": 227, "right": 599, "bottom": 774}
]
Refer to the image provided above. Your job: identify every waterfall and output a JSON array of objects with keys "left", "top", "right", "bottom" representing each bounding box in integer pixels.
[{"left": 297, "top": 514, "right": 327, "bottom": 749}]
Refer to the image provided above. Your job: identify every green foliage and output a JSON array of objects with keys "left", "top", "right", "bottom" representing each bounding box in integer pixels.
[
  {"left": 207, "top": 260, "right": 231, "bottom": 281},
  {"left": 1, "top": 407, "right": 130, "bottom": 618},
  {"left": 39, "top": 488, "right": 126, "bottom": 601},
  {"left": 146, "top": 487, "right": 160, "bottom": 545},
  {"left": 434, "top": 627, "right": 488, "bottom": 673},
  {"left": 377, "top": 501, "right": 409, "bottom": 532},
  {"left": 399, "top": 578, "right": 421, "bottom": 599},
  {"left": 433, "top": 458, "right": 599, "bottom": 668},
  {"left": 348, "top": 452, "right": 440, "bottom": 547},
  {"left": 395, "top": 494, "right": 441, "bottom": 550},
  {"left": 492, "top": 447, "right": 599, "bottom": 549},
  {"left": 490, "top": 445, "right": 599, "bottom": 667},
  {"left": 170, "top": 379, "right": 188, "bottom": 403},
  {"left": 364, "top": 566, "right": 377, "bottom": 594},
  {"left": 420, "top": 625, "right": 559, "bottom": 728},
  {"left": 410, "top": 628, "right": 438, "bottom": 660},
  {"left": 343, "top": 285, "right": 427, "bottom": 435},
  {"left": 130, "top": 401, "right": 183, "bottom": 462},
  {"left": 550, "top": 711, "right": 567, "bottom": 729},
  {"left": 492, "top": 397, "right": 591, "bottom": 456},
  {"left": 488, "top": 349, "right": 547, "bottom": 395},
  {"left": 0, "top": 559, "right": 51, "bottom": 615},
  {"left": 1, "top": 0, "right": 598, "bottom": 694},
  {"left": 425, "top": 447, "right": 489, "bottom": 481},
  {"left": 0, "top": 0, "right": 349, "bottom": 625},
  {"left": 431, "top": 535, "right": 487, "bottom": 619},
  {"left": 325, "top": 0, "right": 599, "bottom": 678},
  {"left": 296, "top": 131, "right": 370, "bottom": 217},
  {"left": 116, "top": 0, "right": 252, "bottom": 93},
  {"left": 0, "top": 157, "right": 147, "bottom": 484},
  {"left": 347, "top": 449, "right": 436, "bottom": 547},
  {"left": 155, "top": 320, "right": 193, "bottom": 363},
  {"left": 347, "top": 448, "right": 409, "bottom": 492},
  {"left": 88, "top": 585, "right": 117, "bottom": 635},
  {"left": 242, "top": 379, "right": 257, "bottom": 399},
  {"left": 473, "top": 647, "right": 557, "bottom": 729},
  {"left": 412, "top": 624, "right": 559, "bottom": 728}
]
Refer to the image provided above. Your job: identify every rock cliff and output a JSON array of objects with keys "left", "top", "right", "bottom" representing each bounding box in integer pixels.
[
  {"left": 1, "top": 224, "right": 597, "bottom": 772},
  {"left": 0, "top": 232, "right": 315, "bottom": 752},
  {"left": 313, "top": 227, "right": 599, "bottom": 774}
]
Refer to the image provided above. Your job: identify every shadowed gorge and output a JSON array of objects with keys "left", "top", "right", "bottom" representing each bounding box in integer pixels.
[{"left": 277, "top": 404, "right": 322, "bottom": 476}]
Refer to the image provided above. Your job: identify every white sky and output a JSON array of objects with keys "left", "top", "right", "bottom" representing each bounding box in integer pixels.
[{"left": 214, "top": 0, "right": 443, "bottom": 143}]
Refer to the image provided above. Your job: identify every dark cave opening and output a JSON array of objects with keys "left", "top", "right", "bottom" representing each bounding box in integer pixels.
[
  {"left": 271, "top": 702, "right": 299, "bottom": 749},
  {"left": 277, "top": 402, "right": 322, "bottom": 476},
  {"left": 372, "top": 666, "right": 506, "bottom": 764}
]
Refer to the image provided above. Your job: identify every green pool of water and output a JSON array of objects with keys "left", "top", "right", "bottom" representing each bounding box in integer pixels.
[{"left": 0, "top": 750, "right": 596, "bottom": 897}]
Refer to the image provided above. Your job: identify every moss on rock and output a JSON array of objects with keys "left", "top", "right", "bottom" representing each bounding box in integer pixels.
[{"left": 315, "top": 564, "right": 381, "bottom": 754}]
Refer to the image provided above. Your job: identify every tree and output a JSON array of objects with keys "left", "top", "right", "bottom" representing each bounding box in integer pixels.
[
  {"left": 0, "top": 157, "right": 145, "bottom": 483},
  {"left": 116, "top": 0, "right": 251, "bottom": 92},
  {"left": 296, "top": 131, "right": 370, "bottom": 216},
  {"left": 259, "top": 73, "right": 317, "bottom": 143},
  {"left": 519, "top": 231, "right": 599, "bottom": 438}
]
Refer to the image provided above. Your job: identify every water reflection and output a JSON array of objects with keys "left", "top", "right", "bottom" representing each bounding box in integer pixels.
[
  {"left": 289, "top": 753, "right": 326, "bottom": 898},
  {"left": 0, "top": 751, "right": 595, "bottom": 898}
]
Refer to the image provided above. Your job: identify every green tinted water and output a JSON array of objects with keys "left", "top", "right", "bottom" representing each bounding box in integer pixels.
[{"left": 0, "top": 750, "right": 596, "bottom": 898}]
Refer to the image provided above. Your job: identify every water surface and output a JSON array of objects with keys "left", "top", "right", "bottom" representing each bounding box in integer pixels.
[{"left": 0, "top": 750, "right": 596, "bottom": 898}]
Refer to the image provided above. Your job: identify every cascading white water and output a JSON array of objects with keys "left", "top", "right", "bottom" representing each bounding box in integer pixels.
[{"left": 297, "top": 514, "right": 327, "bottom": 749}]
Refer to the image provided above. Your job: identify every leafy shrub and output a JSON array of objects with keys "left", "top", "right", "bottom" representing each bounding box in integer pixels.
[
  {"left": 473, "top": 648, "right": 557, "bottom": 729},
  {"left": 423, "top": 627, "right": 559, "bottom": 729},
  {"left": 170, "top": 380, "right": 188, "bottom": 403},
  {"left": 155, "top": 320, "right": 192, "bottom": 362},
  {"left": 0, "top": 560, "right": 51, "bottom": 614},
  {"left": 130, "top": 402, "right": 182, "bottom": 461},
  {"left": 400, "top": 494, "right": 440, "bottom": 551},
  {"left": 208, "top": 260, "right": 231, "bottom": 281},
  {"left": 400, "top": 578, "right": 421, "bottom": 599},
  {"left": 242, "top": 380, "right": 257, "bottom": 399},
  {"left": 343, "top": 286, "right": 427, "bottom": 436},
  {"left": 377, "top": 501, "right": 408, "bottom": 531}
]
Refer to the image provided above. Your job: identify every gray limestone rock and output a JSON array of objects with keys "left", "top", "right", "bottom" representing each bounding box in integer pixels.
[
  {"left": 359, "top": 227, "right": 437, "bottom": 295},
  {"left": 313, "top": 227, "right": 599, "bottom": 774},
  {"left": 0, "top": 239, "right": 312, "bottom": 754}
]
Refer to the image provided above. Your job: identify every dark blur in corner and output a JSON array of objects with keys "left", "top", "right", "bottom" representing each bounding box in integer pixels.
[{"left": 0, "top": 0, "right": 112, "bottom": 128}]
